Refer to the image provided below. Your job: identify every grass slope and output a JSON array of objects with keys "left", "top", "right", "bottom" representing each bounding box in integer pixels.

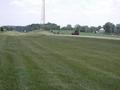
[{"left": 0, "top": 33, "right": 120, "bottom": 90}]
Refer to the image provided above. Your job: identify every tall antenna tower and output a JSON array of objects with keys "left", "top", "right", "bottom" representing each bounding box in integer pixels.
[{"left": 42, "top": 0, "right": 45, "bottom": 24}]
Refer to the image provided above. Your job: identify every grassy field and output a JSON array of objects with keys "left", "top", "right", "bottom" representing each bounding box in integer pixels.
[
  {"left": 51, "top": 30, "right": 120, "bottom": 38},
  {"left": 0, "top": 32, "right": 120, "bottom": 90}
]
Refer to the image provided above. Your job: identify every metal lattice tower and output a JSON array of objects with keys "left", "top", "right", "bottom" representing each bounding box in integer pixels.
[{"left": 42, "top": 0, "right": 45, "bottom": 24}]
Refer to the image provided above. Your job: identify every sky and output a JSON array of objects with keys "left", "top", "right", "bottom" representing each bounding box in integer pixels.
[{"left": 0, "top": 0, "right": 120, "bottom": 26}]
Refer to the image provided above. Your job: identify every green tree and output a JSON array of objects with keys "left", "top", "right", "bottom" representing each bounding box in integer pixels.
[
  {"left": 0, "top": 27, "right": 4, "bottom": 32},
  {"left": 98, "top": 26, "right": 102, "bottom": 30},
  {"left": 103, "top": 22, "right": 115, "bottom": 33},
  {"left": 66, "top": 24, "right": 73, "bottom": 30},
  {"left": 115, "top": 24, "right": 120, "bottom": 34},
  {"left": 80, "top": 26, "right": 89, "bottom": 32},
  {"left": 61, "top": 26, "right": 67, "bottom": 30},
  {"left": 44, "top": 23, "right": 60, "bottom": 30},
  {"left": 74, "top": 24, "right": 81, "bottom": 31},
  {"left": 90, "top": 26, "right": 97, "bottom": 33}
]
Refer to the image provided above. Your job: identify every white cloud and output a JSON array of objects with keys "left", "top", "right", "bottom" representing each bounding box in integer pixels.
[
  {"left": 11, "top": 0, "right": 42, "bottom": 6},
  {"left": 10, "top": 0, "right": 42, "bottom": 14},
  {"left": 6, "top": 0, "right": 120, "bottom": 26}
]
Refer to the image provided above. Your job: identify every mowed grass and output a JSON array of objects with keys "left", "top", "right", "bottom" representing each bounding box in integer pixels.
[{"left": 0, "top": 33, "right": 120, "bottom": 90}]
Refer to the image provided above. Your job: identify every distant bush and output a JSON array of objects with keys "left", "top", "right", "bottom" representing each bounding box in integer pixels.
[{"left": 0, "top": 27, "right": 4, "bottom": 32}]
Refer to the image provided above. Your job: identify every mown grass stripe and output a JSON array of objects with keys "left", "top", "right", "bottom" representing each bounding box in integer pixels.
[
  {"left": 0, "top": 34, "right": 120, "bottom": 90},
  {"left": 0, "top": 52, "right": 19, "bottom": 90},
  {"left": 21, "top": 34, "right": 119, "bottom": 89},
  {"left": 20, "top": 36, "right": 104, "bottom": 90}
]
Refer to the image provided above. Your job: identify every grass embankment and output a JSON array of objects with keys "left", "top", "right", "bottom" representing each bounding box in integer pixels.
[{"left": 0, "top": 33, "right": 120, "bottom": 90}]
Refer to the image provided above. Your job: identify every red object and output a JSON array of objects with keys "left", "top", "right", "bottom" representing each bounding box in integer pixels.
[{"left": 72, "top": 31, "right": 80, "bottom": 35}]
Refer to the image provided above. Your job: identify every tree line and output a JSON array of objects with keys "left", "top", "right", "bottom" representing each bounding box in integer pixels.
[{"left": 0, "top": 22, "right": 120, "bottom": 34}]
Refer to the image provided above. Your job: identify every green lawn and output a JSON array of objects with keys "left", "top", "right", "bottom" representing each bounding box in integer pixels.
[
  {"left": 51, "top": 30, "right": 120, "bottom": 38},
  {"left": 0, "top": 33, "right": 120, "bottom": 90}
]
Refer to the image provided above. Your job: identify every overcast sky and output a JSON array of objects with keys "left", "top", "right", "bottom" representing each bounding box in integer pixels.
[{"left": 0, "top": 0, "right": 120, "bottom": 26}]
